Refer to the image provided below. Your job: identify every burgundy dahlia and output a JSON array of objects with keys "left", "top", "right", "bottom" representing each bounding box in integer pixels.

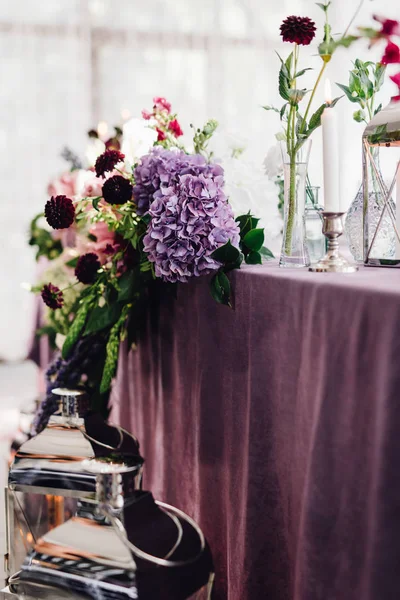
[
  {"left": 95, "top": 149, "right": 125, "bottom": 178},
  {"left": 41, "top": 283, "right": 64, "bottom": 310},
  {"left": 44, "top": 195, "right": 75, "bottom": 229},
  {"left": 102, "top": 175, "right": 133, "bottom": 205},
  {"left": 75, "top": 252, "right": 101, "bottom": 284},
  {"left": 280, "top": 16, "right": 316, "bottom": 46}
]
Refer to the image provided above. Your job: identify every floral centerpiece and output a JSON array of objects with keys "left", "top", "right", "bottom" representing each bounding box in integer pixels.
[
  {"left": 29, "top": 98, "right": 272, "bottom": 433},
  {"left": 265, "top": 1, "right": 370, "bottom": 268}
]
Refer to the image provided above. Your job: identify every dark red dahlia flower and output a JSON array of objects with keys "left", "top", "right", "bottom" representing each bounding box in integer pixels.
[
  {"left": 280, "top": 16, "right": 316, "bottom": 46},
  {"left": 168, "top": 119, "right": 183, "bottom": 137},
  {"left": 102, "top": 175, "right": 133, "bottom": 205},
  {"left": 41, "top": 283, "right": 64, "bottom": 310},
  {"left": 382, "top": 41, "right": 400, "bottom": 65},
  {"left": 95, "top": 149, "right": 125, "bottom": 178},
  {"left": 75, "top": 252, "right": 101, "bottom": 284},
  {"left": 44, "top": 195, "right": 75, "bottom": 229}
]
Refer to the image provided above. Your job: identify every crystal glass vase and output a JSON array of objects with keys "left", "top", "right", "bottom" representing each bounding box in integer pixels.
[
  {"left": 305, "top": 186, "right": 326, "bottom": 263},
  {"left": 345, "top": 147, "right": 396, "bottom": 262},
  {"left": 279, "top": 140, "right": 311, "bottom": 268}
]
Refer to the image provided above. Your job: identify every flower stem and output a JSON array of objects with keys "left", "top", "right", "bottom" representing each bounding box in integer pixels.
[
  {"left": 301, "top": 61, "right": 327, "bottom": 132},
  {"left": 284, "top": 155, "right": 297, "bottom": 254}
]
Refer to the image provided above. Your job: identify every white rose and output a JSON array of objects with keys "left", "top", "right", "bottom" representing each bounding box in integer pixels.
[
  {"left": 263, "top": 143, "right": 283, "bottom": 179},
  {"left": 121, "top": 118, "right": 158, "bottom": 167},
  {"left": 85, "top": 138, "right": 106, "bottom": 167}
]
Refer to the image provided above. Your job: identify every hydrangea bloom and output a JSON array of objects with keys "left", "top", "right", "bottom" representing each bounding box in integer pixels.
[{"left": 139, "top": 149, "right": 240, "bottom": 283}]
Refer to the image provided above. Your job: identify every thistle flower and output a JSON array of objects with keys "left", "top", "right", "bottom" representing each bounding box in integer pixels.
[
  {"left": 75, "top": 252, "right": 101, "bottom": 284},
  {"left": 41, "top": 283, "right": 64, "bottom": 309},
  {"left": 95, "top": 149, "right": 125, "bottom": 178},
  {"left": 102, "top": 175, "right": 133, "bottom": 205},
  {"left": 280, "top": 16, "right": 316, "bottom": 46},
  {"left": 44, "top": 195, "right": 75, "bottom": 229}
]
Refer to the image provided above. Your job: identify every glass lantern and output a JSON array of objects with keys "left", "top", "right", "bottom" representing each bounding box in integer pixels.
[
  {"left": 5, "top": 388, "right": 143, "bottom": 581},
  {"left": 363, "top": 97, "right": 400, "bottom": 265},
  {"left": 9, "top": 457, "right": 214, "bottom": 600}
]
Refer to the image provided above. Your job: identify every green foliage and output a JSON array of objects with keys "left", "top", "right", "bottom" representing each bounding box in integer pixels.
[
  {"left": 100, "top": 304, "right": 130, "bottom": 394},
  {"left": 62, "top": 291, "right": 97, "bottom": 359},
  {"left": 210, "top": 271, "right": 232, "bottom": 307},
  {"left": 208, "top": 213, "right": 273, "bottom": 307},
  {"left": 336, "top": 60, "right": 386, "bottom": 124},
  {"left": 29, "top": 213, "right": 63, "bottom": 261},
  {"left": 191, "top": 119, "right": 219, "bottom": 157}
]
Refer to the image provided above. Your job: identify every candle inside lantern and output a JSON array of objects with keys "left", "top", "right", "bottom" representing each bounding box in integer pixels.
[{"left": 321, "top": 79, "right": 340, "bottom": 212}]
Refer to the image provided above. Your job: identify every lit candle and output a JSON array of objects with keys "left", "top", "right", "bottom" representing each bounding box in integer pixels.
[
  {"left": 97, "top": 120, "right": 108, "bottom": 140},
  {"left": 396, "top": 162, "right": 400, "bottom": 258},
  {"left": 321, "top": 79, "right": 340, "bottom": 212}
]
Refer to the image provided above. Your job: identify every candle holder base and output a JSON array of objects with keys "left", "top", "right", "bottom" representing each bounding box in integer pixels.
[{"left": 309, "top": 212, "right": 358, "bottom": 273}]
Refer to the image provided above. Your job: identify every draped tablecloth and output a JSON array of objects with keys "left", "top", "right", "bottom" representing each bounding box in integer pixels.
[{"left": 110, "top": 262, "right": 400, "bottom": 600}]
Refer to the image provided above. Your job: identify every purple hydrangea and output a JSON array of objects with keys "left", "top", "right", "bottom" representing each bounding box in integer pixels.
[{"left": 137, "top": 148, "right": 240, "bottom": 283}]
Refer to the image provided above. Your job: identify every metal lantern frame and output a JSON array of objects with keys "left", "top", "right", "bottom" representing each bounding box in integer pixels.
[{"left": 363, "top": 98, "right": 400, "bottom": 266}]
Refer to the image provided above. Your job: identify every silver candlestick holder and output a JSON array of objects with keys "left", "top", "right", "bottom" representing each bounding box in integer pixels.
[{"left": 309, "top": 212, "right": 358, "bottom": 273}]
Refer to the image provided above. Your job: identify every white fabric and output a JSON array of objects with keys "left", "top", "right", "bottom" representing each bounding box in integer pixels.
[{"left": 0, "top": 0, "right": 396, "bottom": 359}]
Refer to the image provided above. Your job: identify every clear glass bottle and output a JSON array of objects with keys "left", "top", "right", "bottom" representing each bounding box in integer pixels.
[{"left": 305, "top": 186, "right": 326, "bottom": 263}]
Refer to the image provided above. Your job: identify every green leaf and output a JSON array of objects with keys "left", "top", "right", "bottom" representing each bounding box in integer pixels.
[
  {"left": 245, "top": 251, "right": 262, "bottom": 265},
  {"left": 65, "top": 257, "right": 79, "bottom": 268},
  {"left": 211, "top": 240, "right": 241, "bottom": 264},
  {"left": 279, "top": 63, "right": 290, "bottom": 102},
  {"left": 374, "top": 63, "right": 386, "bottom": 92},
  {"left": 260, "top": 246, "right": 275, "bottom": 259},
  {"left": 285, "top": 51, "right": 293, "bottom": 75},
  {"left": 307, "top": 96, "right": 342, "bottom": 134},
  {"left": 336, "top": 83, "right": 358, "bottom": 103},
  {"left": 262, "top": 105, "right": 280, "bottom": 114},
  {"left": 316, "top": 1, "right": 331, "bottom": 13},
  {"left": 280, "top": 103, "right": 288, "bottom": 120},
  {"left": 374, "top": 103, "right": 382, "bottom": 116},
  {"left": 100, "top": 305, "right": 130, "bottom": 394},
  {"left": 243, "top": 228, "right": 265, "bottom": 252},
  {"left": 84, "top": 302, "right": 122, "bottom": 335},
  {"left": 117, "top": 270, "right": 138, "bottom": 302},
  {"left": 296, "top": 113, "right": 307, "bottom": 135},
  {"left": 359, "top": 70, "right": 374, "bottom": 99},
  {"left": 92, "top": 197, "right": 102, "bottom": 211},
  {"left": 335, "top": 35, "right": 358, "bottom": 49},
  {"left": 62, "top": 298, "right": 94, "bottom": 359},
  {"left": 209, "top": 271, "right": 232, "bottom": 307},
  {"left": 294, "top": 68, "right": 313, "bottom": 78},
  {"left": 224, "top": 253, "right": 243, "bottom": 272}
]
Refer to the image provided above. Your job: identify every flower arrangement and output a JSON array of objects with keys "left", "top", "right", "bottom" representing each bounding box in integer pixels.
[
  {"left": 30, "top": 98, "right": 272, "bottom": 432},
  {"left": 264, "top": 1, "right": 376, "bottom": 266},
  {"left": 337, "top": 59, "right": 386, "bottom": 124}
]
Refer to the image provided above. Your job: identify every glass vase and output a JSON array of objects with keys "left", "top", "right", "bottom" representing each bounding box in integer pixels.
[
  {"left": 279, "top": 140, "right": 311, "bottom": 268},
  {"left": 345, "top": 147, "right": 396, "bottom": 262},
  {"left": 305, "top": 186, "right": 326, "bottom": 263}
]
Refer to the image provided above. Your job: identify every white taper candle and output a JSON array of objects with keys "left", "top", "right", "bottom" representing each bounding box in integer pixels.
[{"left": 321, "top": 80, "right": 340, "bottom": 212}]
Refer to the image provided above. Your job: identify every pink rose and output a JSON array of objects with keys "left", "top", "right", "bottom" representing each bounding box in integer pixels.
[
  {"left": 153, "top": 96, "right": 171, "bottom": 113},
  {"left": 76, "top": 221, "right": 118, "bottom": 265},
  {"left": 47, "top": 171, "right": 78, "bottom": 197}
]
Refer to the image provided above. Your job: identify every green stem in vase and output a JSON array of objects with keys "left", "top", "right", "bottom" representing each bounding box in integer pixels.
[{"left": 285, "top": 154, "right": 297, "bottom": 254}]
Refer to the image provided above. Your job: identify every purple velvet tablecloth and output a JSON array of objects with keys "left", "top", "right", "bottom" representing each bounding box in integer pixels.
[{"left": 111, "top": 262, "right": 400, "bottom": 600}]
